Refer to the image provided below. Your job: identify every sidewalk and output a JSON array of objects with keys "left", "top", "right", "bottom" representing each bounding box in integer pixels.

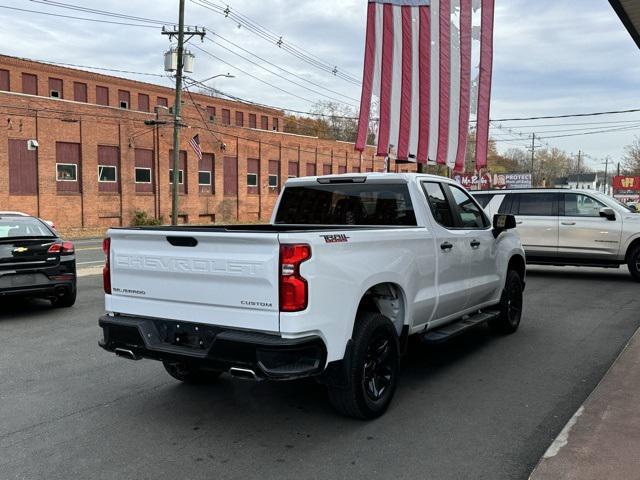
[{"left": 529, "top": 327, "right": 640, "bottom": 480}]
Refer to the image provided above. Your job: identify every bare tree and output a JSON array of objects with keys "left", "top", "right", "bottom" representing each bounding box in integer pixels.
[{"left": 623, "top": 136, "right": 640, "bottom": 175}]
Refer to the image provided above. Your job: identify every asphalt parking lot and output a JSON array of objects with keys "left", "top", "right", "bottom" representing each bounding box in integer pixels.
[{"left": 1, "top": 265, "right": 639, "bottom": 480}]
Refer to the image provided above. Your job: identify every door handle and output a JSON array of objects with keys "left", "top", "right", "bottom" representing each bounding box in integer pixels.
[
  {"left": 561, "top": 221, "right": 576, "bottom": 226},
  {"left": 470, "top": 240, "right": 481, "bottom": 248},
  {"left": 440, "top": 242, "right": 453, "bottom": 251},
  {"left": 516, "top": 221, "right": 523, "bottom": 225}
]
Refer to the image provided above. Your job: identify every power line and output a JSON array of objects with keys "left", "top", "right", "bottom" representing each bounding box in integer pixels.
[
  {"left": 203, "top": 37, "right": 358, "bottom": 108},
  {"left": 190, "top": 0, "right": 361, "bottom": 85},
  {"left": 15, "top": 57, "right": 166, "bottom": 78},
  {"left": 207, "top": 32, "right": 360, "bottom": 103},
  {"left": 485, "top": 108, "right": 640, "bottom": 122},
  {"left": 0, "top": 4, "right": 157, "bottom": 28}
]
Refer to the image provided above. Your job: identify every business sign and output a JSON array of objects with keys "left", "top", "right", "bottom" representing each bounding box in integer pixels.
[
  {"left": 493, "top": 173, "right": 532, "bottom": 189},
  {"left": 613, "top": 176, "right": 640, "bottom": 191},
  {"left": 453, "top": 174, "right": 491, "bottom": 190}
]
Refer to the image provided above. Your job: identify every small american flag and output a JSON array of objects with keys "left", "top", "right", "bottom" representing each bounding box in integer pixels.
[{"left": 189, "top": 134, "right": 203, "bottom": 160}]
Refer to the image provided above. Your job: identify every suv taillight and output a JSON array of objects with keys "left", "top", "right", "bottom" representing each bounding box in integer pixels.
[
  {"left": 47, "top": 241, "right": 75, "bottom": 254},
  {"left": 279, "top": 244, "right": 311, "bottom": 312},
  {"left": 103, "top": 238, "right": 111, "bottom": 294}
]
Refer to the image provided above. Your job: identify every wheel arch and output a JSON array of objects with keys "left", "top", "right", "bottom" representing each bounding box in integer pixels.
[
  {"left": 507, "top": 254, "right": 526, "bottom": 287},
  {"left": 625, "top": 237, "right": 640, "bottom": 262},
  {"left": 353, "top": 282, "right": 407, "bottom": 338}
]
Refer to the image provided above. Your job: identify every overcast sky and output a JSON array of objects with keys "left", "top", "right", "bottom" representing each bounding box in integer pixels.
[{"left": 1, "top": 0, "right": 639, "bottom": 169}]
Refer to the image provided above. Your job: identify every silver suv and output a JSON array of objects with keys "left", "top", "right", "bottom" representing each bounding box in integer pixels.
[{"left": 471, "top": 189, "right": 640, "bottom": 281}]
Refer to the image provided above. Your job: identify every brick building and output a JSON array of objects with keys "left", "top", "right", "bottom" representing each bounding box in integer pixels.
[{"left": 0, "top": 54, "right": 387, "bottom": 234}]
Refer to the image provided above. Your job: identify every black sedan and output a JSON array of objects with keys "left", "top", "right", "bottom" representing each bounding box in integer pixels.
[{"left": 0, "top": 213, "right": 76, "bottom": 307}]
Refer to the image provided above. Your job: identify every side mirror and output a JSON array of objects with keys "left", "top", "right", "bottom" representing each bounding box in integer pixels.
[
  {"left": 493, "top": 214, "right": 516, "bottom": 238},
  {"left": 599, "top": 207, "right": 616, "bottom": 221}
]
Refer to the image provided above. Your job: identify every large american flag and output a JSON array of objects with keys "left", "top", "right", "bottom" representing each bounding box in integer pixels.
[
  {"left": 355, "top": 0, "right": 495, "bottom": 171},
  {"left": 189, "top": 134, "right": 203, "bottom": 160}
]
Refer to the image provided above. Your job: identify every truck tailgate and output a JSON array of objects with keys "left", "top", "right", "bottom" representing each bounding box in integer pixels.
[{"left": 106, "top": 229, "right": 280, "bottom": 332}]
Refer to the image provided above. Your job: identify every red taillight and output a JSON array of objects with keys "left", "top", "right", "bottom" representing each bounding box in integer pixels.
[
  {"left": 103, "top": 237, "right": 111, "bottom": 294},
  {"left": 47, "top": 241, "right": 75, "bottom": 254},
  {"left": 279, "top": 244, "right": 311, "bottom": 312}
]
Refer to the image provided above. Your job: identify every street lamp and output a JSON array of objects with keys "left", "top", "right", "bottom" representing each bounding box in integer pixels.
[{"left": 197, "top": 73, "right": 235, "bottom": 83}]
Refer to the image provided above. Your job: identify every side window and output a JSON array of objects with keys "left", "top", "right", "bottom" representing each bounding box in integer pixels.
[
  {"left": 447, "top": 184, "right": 489, "bottom": 228},
  {"left": 422, "top": 182, "right": 456, "bottom": 228},
  {"left": 516, "top": 193, "right": 557, "bottom": 216},
  {"left": 564, "top": 193, "right": 605, "bottom": 217}
]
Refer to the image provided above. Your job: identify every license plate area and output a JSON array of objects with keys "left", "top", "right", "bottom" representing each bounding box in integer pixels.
[
  {"left": 0, "top": 273, "right": 49, "bottom": 288},
  {"left": 153, "top": 320, "right": 220, "bottom": 351}
]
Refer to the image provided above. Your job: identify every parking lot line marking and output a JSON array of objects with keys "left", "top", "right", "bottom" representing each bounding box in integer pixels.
[
  {"left": 77, "top": 260, "right": 104, "bottom": 265},
  {"left": 76, "top": 247, "right": 102, "bottom": 251}
]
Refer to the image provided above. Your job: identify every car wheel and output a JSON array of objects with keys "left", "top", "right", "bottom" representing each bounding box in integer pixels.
[
  {"left": 163, "top": 361, "right": 222, "bottom": 384},
  {"left": 627, "top": 245, "right": 640, "bottom": 282},
  {"left": 489, "top": 270, "right": 523, "bottom": 334},
  {"left": 51, "top": 287, "right": 76, "bottom": 308},
  {"left": 327, "top": 312, "right": 399, "bottom": 420}
]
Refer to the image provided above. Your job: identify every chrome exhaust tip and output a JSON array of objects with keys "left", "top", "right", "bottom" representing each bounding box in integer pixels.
[
  {"left": 229, "top": 367, "right": 261, "bottom": 381},
  {"left": 114, "top": 348, "right": 141, "bottom": 361}
]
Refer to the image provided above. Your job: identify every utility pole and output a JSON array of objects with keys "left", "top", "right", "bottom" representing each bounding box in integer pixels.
[
  {"left": 162, "top": 3, "right": 205, "bottom": 224},
  {"left": 529, "top": 133, "right": 536, "bottom": 184},
  {"left": 576, "top": 150, "right": 581, "bottom": 189}
]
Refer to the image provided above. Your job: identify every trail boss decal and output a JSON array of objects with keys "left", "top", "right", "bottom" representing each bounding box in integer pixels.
[{"left": 321, "top": 234, "right": 350, "bottom": 243}]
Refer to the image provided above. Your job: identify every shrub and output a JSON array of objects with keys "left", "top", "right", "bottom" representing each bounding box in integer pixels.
[{"left": 131, "top": 210, "right": 163, "bottom": 226}]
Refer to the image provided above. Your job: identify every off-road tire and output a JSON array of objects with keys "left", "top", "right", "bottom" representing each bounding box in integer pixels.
[
  {"left": 163, "top": 361, "right": 223, "bottom": 384},
  {"left": 627, "top": 245, "right": 640, "bottom": 282},
  {"left": 327, "top": 312, "right": 399, "bottom": 420},
  {"left": 489, "top": 270, "right": 523, "bottom": 334}
]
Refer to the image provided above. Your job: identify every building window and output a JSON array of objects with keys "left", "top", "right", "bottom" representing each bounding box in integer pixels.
[
  {"left": 169, "top": 169, "right": 184, "bottom": 184},
  {"left": 118, "top": 89, "right": 130, "bottom": 109},
  {"left": 338, "top": 166, "right": 347, "bottom": 174},
  {"left": 157, "top": 96, "right": 168, "bottom": 108},
  {"left": 206, "top": 106, "right": 216, "bottom": 121},
  {"left": 73, "top": 82, "right": 87, "bottom": 102},
  {"left": 222, "top": 109, "right": 231, "bottom": 125},
  {"left": 261, "top": 115, "right": 269, "bottom": 130},
  {"left": 288, "top": 161, "right": 299, "bottom": 179},
  {"left": 138, "top": 93, "right": 150, "bottom": 112},
  {"left": 306, "top": 163, "right": 316, "bottom": 176},
  {"left": 8, "top": 139, "right": 37, "bottom": 195},
  {"left": 273, "top": 117, "right": 279, "bottom": 131},
  {"left": 49, "top": 77, "right": 63, "bottom": 99},
  {"left": 22, "top": 73, "right": 38, "bottom": 95},
  {"left": 135, "top": 167, "right": 152, "bottom": 183},
  {"left": 323, "top": 164, "right": 332, "bottom": 175},
  {"left": 268, "top": 160, "right": 280, "bottom": 191},
  {"left": 96, "top": 86, "right": 109, "bottom": 106},
  {"left": 98, "top": 165, "right": 117, "bottom": 182},
  {"left": 0, "top": 69, "right": 10, "bottom": 91},
  {"left": 249, "top": 113, "right": 257, "bottom": 129},
  {"left": 236, "top": 111, "right": 244, "bottom": 127},
  {"left": 247, "top": 158, "right": 259, "bottom": 194},
  {"left": 223, "top": 156, "right": 238, "bottom": 196},
  {"left": 57, "top": 164, "right": 77, "bottom": 181},
  {"left": 56, "top": 142, "right": 81, "bottom": 193},
  {"left": 135, "top": 149, "right": 154, "bottom": 193},
  {"left": 198, "top": 171, "right": 212, "bottom": 186},
  {"left": 199, "top": 153, "right": 214, "bottom": 194}
]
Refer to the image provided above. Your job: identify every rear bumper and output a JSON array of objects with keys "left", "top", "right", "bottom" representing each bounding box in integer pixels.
[
  {"left": 0, "top": 275, "right": 75, "bottom": 298},
  {"left": 98, "top": 314, "right": 327, "bottom": 380}
]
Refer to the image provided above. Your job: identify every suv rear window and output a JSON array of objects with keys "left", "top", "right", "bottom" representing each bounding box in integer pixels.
[
  {"left": 275, "top": 183, "right": 417, "bottom": 226},
  {"left": 512, "top": 193, "right": 558, "bottom": 216}
]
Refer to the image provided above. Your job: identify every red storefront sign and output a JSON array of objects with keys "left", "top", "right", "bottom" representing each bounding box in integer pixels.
[
  {"left": 613, "top": 176, "right": 640, "bottom": 191},
  {"left": 453, "top": 173, "right": 491, "bottom": 190}
]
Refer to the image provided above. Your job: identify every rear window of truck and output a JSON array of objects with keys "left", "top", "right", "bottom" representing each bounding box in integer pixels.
[{"left": 275, "top": 183, "right": 417, "bottom": 226}]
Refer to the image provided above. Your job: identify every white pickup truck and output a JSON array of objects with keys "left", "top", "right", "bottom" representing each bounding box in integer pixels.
[{"left": 99, "top": 173, "right": 525, "bottom": 419}]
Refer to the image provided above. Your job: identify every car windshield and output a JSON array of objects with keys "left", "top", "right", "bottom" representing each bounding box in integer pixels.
[{"left": 0, "top": 216, "right": 55, "bottom": 239}]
